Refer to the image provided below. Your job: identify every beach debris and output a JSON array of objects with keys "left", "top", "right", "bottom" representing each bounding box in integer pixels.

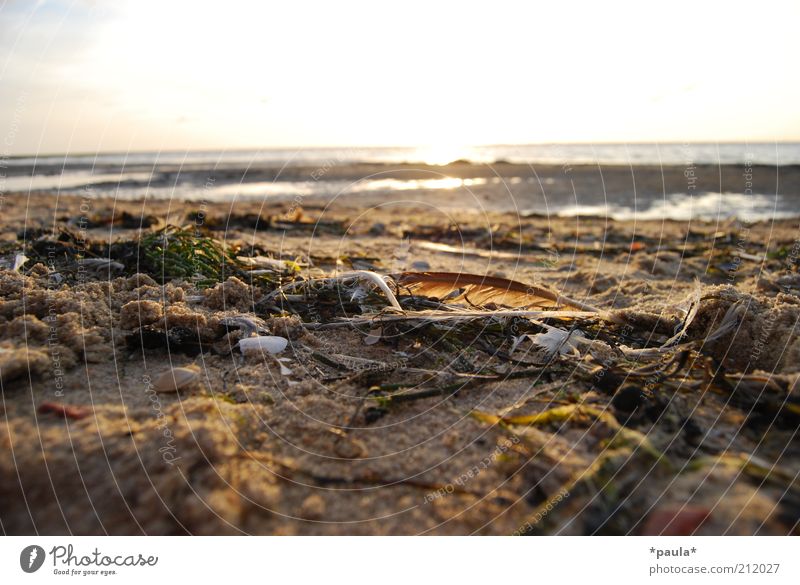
[
  {"left": 703, "top": 300, "right": 746, "bottom": 343},
  {"left": 48, "top": 272, "right": 65, "bottom": 285},
  {"left": 219, "top": 315, "right": 269, "bottom": 338},
  {"left": 277, "top": 358, "right": 293, "bottom": 376},
  {"left": 238, "top": 335, "right": 289, "bottom": 356},
  {"left": 271, "top": 270, "right": 403, "bottom": 312},
  {"left": 236, "top": 255, "right": 301, "bottom": 273},
  {"left": 304, "top": 308, "right": 599, "bottom": 330},
  {"left": 415, "top": 241, "right": 544, "bottom": 264},
  {"left": 77, "top": 258, "right": 125, "bottom": 275},
  {"left": 152, "top": 365, "right": 201, "bottom": 393},
  {"left": 335, "top": 271, "right": 402, "bottom": 310},
  {"left": 37, "top": 401, "right": 91, "bottom": 420},
  {"left": 472, "top": 404, "right": 663, "bottom": 459},
  {"left": 523, "top": 328, "right": 583, "bottom": 358},
  {"left": 392, "top": 271, "right": 597, "bottom": 311}
]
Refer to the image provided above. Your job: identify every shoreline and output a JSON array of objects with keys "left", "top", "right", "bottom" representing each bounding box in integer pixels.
[{"left": 4, "top": 160, "right": 799, "bottom": 221}]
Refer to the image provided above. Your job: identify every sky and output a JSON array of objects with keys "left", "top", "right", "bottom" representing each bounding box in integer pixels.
[{"left": 1, "top": 0, "right": 799, "bottom": 155}]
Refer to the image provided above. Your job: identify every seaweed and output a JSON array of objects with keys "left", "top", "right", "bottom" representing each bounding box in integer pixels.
[
  {"left": 21, "top": 225, "right": 295, "bottom": 288},
  {"left": 138, "top": 226, "right": 238, "bottom": 285}
]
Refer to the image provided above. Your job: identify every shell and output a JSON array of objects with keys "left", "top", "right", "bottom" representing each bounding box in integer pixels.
[
  {"left": 152, "top": 366, "right": 200, "bottom": 393},
  {"left": 238, "top": 335, "right": 289, "bottom": 356},
  {"left": 364, "top": 328, "right": 382, "bottom": 345}
]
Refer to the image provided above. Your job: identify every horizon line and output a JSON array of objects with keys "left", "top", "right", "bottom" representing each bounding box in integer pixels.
[{"left": 7, "top": 140, "right": 800, "bottom": 160}]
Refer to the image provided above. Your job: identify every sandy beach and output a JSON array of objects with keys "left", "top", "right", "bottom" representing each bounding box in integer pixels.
[
  {"left": 3, "top": 3, "right": 800, "bottom": 581},
  {"left": 1, "top": 174, "right": 799, "bottom": 535}
]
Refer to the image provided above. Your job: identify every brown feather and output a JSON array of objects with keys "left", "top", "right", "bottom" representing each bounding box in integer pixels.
[{"left": 392, "top": 271, "right": 568, "bottom": 309}]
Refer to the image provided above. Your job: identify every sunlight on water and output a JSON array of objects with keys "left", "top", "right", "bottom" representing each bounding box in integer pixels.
[
  {"left": 112, "top": 176, "right": 490, "bottom": 201},
  {"left": 555, "top": 192, "right": 792, "bottom": 221},
  {"left": 2, "top": 172, "right": 154, "bottom": 192},
  {"left": 350, "top": 177, "right": 486, "bottom": 192}
]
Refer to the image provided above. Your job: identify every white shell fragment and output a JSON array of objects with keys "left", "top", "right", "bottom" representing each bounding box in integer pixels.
[
  {"left": 238, "top": 335, "right": 288, "bottom": 356},
  {"left": 364, "top": 328, "right": 382, "bottom": 345},
  {"left": 152, "top": 366, "right": 200, "bottom": 393},
  {"left": 13, "top": 253, "right": 29, "bottom": 272}
]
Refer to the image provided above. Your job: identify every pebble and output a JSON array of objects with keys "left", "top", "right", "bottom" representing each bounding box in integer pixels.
[{"left": 369, "top": 222, "right": 386, "bottom": 235}]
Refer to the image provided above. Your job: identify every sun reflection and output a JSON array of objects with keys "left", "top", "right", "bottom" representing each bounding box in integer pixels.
[{"left": 352, "top": 177, "right": 485, "bottom": 192}]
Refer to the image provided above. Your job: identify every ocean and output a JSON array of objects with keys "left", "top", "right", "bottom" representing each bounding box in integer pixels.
[{"left": 2, "top": 143, "right": 799, "bottom": 221}]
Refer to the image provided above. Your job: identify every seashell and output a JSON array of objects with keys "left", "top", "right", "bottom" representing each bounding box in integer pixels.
[
  {"left": 277, "top": 358, "right": 293, "bottom": 375},
  {"left": 238, "top": 335, "right": 288, "bottom": 356},
  {"left": 152, "top": 366, "right": 200, "bottom": 393}
]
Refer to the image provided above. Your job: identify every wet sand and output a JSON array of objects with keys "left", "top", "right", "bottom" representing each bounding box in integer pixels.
[{"left": 4, "top": 160, "right": 800, "bottom": 217}]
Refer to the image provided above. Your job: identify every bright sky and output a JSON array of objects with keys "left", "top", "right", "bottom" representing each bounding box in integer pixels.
[{"left": 1, "top": 0, "right": 799, "bottom": 155}]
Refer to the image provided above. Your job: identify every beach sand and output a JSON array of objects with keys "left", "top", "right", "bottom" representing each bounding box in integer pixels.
[{"left": 1, "top": 189, "right": 799, "bottom": 535}]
